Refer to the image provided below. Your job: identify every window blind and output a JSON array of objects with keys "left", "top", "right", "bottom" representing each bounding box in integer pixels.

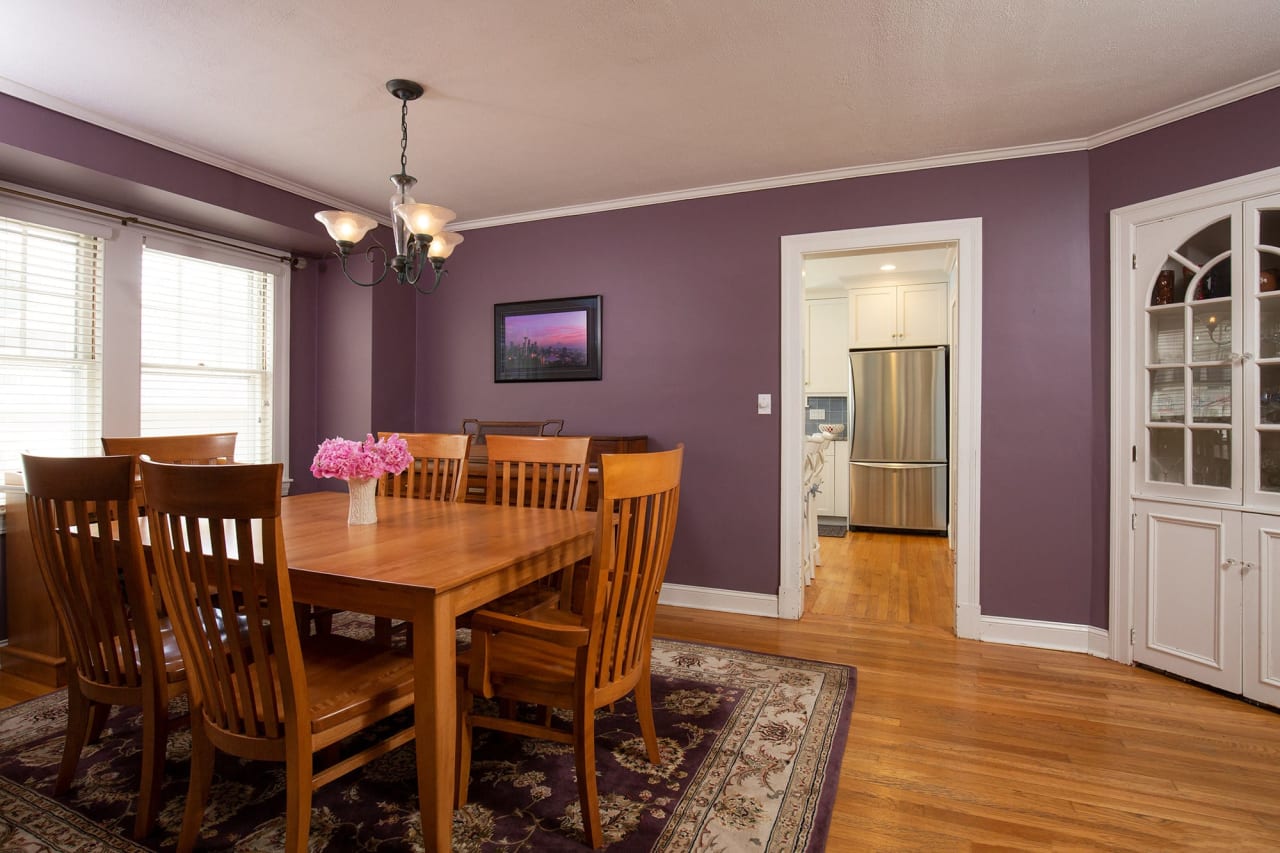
[
  {"left": 140, "top": 246, "right": 274, "bottom": 464},
  {"left": 0, "top": 215, "right": 103, "bottom": 475}
]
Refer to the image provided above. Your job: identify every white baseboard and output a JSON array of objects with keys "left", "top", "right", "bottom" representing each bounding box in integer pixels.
[
  {"left": 980, "top": 615, "right": 1111, "bottom": 659},
  {"left": 659, "top": 582, "right": 780, "bottom": 618},
  {"left": 956, "top": 603, "right": 982, "bottom": 640}
]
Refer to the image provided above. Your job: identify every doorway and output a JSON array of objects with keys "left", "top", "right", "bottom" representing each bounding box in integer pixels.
[{"left": 779, "top": 219, "right": 983, "bottom": 638}]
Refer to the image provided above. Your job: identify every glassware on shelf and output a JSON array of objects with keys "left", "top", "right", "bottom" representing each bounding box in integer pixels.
[
  {"left": 1149, "top": 367, "right": 1185, "bottom": 423},
  {"left": 1191, "top": 428, "right": 1231, "bottom": 488},
  {"left": 1149, "top": 427, "right": 1184, "bottom": 484}
]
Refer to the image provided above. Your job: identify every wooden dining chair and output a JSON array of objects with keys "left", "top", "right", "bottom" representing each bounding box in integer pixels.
[
  {"left": 21, "top": 453, "right": 188, "bottom": 840},
  {"left": 140, "top": 459, "right": 418, "bottom": 853},
  {"left": 377, "top": 431, "right": 473, "bottom": 501},
  {"left": 456, "top": 444, "right": 683, "bottom": 849},
  {"left": 369, "top": 431, "right": 474, "bottom": 643},
  {"left": 101, "top": 432, "right": 237, "bottom": 466},
  {"left": 482, "top": 434, "right": 592, "bottom": 616}
]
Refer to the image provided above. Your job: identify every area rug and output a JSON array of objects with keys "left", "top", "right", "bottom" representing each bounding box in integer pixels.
[
  {"left": 0, "top": 615, "right": 855, "bottom": 851},
  {"left": 818, "top": 524, "right": 847, "bottom": 538}
]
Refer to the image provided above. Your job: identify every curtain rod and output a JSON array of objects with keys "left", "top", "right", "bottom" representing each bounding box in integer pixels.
[{"left": 0, "top": 184, "right": 295, "bottom": 265}]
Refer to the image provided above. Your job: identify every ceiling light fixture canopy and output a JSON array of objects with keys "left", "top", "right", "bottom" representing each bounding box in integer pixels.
[{"left": 315, "top": 79, "right": 463, "bottom": 294}]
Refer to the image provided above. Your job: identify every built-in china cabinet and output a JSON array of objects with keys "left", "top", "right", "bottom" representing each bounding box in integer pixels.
[{"left": 1115, "top": 168, "right": 1280, "bottom": 708}]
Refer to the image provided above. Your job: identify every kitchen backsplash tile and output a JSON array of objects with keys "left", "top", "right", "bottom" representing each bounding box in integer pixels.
[{"left": 805, "top": 395, "right": 847, "bottom": 437}]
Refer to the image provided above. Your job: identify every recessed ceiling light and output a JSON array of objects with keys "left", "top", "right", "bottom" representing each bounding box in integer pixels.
[{"left": 879, "top": 263, "right": 896, "bottom": 271}]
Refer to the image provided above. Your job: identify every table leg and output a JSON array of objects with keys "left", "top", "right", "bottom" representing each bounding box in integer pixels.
[{"left": 414, "top": 592, "right": 456, "bottom": 852}]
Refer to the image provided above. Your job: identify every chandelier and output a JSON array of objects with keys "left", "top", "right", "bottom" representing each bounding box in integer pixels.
[{"left": 315, "top": 79, "right": 463, "bottom": 294}]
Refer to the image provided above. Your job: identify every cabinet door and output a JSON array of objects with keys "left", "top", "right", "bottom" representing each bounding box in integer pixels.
[
  {"left": 848, "top": 287, "right": 898, "bottom": 348},
  {"left": 898, "top": 282, "right": 948, "bottom": 346},
  {"left": 1242, "top": 513, "right": 1280, "bottom": 707},
  {"left": 1135, "top": 203, "right": 1242, "bottom": 504},
  {"left": 814, "top": 442, "right": 836, "bottom": 516},
  {"left": 805, "top": 297, "right": 849, "bottom": 393},
  {"left": 1243, "top": 194, "right": 1280, "bottom": 510},
  {"left": 1133, "top": 501, "right": 1242, "bottom": 694},
  {"left": 832, "top": 439, "right": 850, "bottom": 517}
]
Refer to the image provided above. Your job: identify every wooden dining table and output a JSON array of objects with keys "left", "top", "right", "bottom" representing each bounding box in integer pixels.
[{"left": 275, "top": 491, "right": 593, "bottom": 851}]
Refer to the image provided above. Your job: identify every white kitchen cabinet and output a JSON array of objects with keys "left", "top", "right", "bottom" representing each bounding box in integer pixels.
[
  {"left": 848, "top": 282, "right": 948, "bottom": 348},
  {"left": 814, "top": 440, "right": 836, "bottom": 516},
  {"left": 1121, "top": 178, "right": 1280, "bottom": 707},
  {"left": 832, "top": 438, "right": 850, "bottom": 518},
  {"left": 804, "top": 297, "right": 849, "bottom": 394},
  {"left": 811, "top": 438, "right": 851, "bottom": 519}
]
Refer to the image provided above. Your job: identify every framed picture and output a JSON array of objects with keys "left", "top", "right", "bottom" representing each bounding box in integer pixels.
[{"left": 494, "top": 295, "right": 602, "bottom": 382}]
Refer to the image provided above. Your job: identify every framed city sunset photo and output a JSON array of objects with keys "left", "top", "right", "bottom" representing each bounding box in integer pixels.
[{"left": 493, "top": 295, "right": 602, "bottom": 382}]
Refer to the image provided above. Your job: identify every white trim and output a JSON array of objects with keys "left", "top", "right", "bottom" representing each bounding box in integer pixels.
[
  {"left": 980, "top": 615, "right": 1112, "bottom": 658},
  {"left": 6, "top": 73, "right": 1277, "bottom": 234},
  {"left": 779, "top": 218, "right": 982, "bottom": 637},
  {"left": 658, "top": 582, "right": 780, "bottom": 618}
]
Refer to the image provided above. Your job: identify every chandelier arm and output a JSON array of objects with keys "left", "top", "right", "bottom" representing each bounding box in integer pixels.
[
  {"left": 403, "top": 258, "right": 448, "bottom": 295},
  {"left": 335, "top": 243, "right": 393, "bottom": 288}
]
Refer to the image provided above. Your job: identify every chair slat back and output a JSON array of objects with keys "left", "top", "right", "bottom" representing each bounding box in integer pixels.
[
  {"left": 21, "top": 454, "right": 158, "bottom": 691},
  {"left": 141, "top": 460, "right": 301, "bottom": 748},
  {"left": 485, "top": 435, "right": 590, "bottom": 511},
  {"left": 581, "top": 446, "right": 683, "bottom": 691},
  {"left": 377, "top": 432, "right": 472, "bottom": 502}
]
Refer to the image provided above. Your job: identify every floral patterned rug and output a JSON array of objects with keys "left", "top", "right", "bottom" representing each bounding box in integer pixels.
[{"left": 0, "top": 615, "right": 855, "bottom": 851}]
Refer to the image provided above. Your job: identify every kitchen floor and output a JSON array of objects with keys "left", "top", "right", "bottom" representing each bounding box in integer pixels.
[{"left": 805, "top": 528, "right": 953, "bottom": 629}]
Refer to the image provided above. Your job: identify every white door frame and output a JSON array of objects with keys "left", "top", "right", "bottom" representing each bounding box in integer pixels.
[{"left": 778, "top": 218, "right": 984, "bottom": 638}]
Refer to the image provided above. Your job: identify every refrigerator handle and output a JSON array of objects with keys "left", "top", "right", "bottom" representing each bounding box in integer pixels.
[{"left": 847, "top": 353, "right": 856, "bottom": 446}]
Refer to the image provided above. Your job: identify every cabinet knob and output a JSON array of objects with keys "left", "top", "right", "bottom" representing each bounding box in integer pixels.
[{"left": 1222, "top": 558, "right": 1238, "bottom": 571}]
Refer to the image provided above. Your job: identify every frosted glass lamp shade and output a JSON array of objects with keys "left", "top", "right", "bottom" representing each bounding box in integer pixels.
[
  {"left": 427, "top": 231, "right": 464, "bottom": 260},
  {"left": 394, "top": 203, "right": 456, "bottom": 238},
  {"left": 315, "top": 211, "right": 377, "bottom": 244}
]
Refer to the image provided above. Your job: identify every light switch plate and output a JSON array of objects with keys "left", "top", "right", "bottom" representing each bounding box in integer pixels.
[{"left": 757, "top": 393, "right": 772, "bottom": 414}]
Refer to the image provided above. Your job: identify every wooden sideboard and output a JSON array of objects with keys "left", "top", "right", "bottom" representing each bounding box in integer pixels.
[
  {"left": 464, "top": 435, "right": 649, "bottom": 510},
  {"left": 1, "top": 474, "right": 67, "bottom": 686}
]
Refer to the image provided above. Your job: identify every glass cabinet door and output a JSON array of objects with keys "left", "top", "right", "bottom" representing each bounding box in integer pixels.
[
  {"left": 1245, "top": 195, "right": 1280, "bottom": 507},
  {"left": 1137, "top": 202, "right": 1242, "bottom": 501}
]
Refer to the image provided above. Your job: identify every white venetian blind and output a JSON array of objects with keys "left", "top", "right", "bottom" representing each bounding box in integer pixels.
[
  {"left": 140, "top": 245, "right": 274, "bottom": 464},
  {"left": 0, "top": 215, "right": 104, "bottom": 475}
]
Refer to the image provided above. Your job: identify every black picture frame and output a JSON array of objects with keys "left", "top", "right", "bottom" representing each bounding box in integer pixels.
[{"left": 494, "top": 295, "right": 602, "bottom": 382}]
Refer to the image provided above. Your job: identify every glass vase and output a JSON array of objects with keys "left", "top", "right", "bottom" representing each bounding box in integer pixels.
[{"left": 347, "top": 476, "right": 377, "bottom": 525}]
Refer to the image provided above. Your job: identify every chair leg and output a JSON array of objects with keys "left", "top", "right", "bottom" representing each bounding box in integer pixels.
[
  {"left": 284, "top": 752, "right": 314, "bottom": 853},
  {"left": 132, "top": 687, "right": 167, "bottom": 839},
  {"left": 634, "top": 674, "right": 661, "bottom": 764},
  {"left": 86, "top": 698, "right": 111, "bottom": 744},
  {"left": 574, "top": 697, "right": 603, "bottom": 849},
  {"left": 178, "top": 718, "right": 215, "bottom": 853},
  {"left": 56, "top": 679, "right": 92, "bottom": 794}
]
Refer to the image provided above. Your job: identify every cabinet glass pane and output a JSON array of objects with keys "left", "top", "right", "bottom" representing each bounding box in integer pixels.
[
  {"left": 1259, "top": 296, "right": 1280, "bottom": 359},
  {"left": 1261, "top": 432, "right": 1280, "bottom": 492},
  {"left": 1191, "top": 256, "right": 1231, "bottom": 300},
  {"left": 1261, "top": 364, "right": 1280, "bottom": 424},
  {"left": 1259, "top": 209, "right": 1280, "bottom": 253},
  {"left": 1149, "top": 310, "right": 1183, "bottom": 363},
  {"left": 1177, "top": 218, "right": 1231, "bottom": 266},
  {"left": 1149, "top": 368, "right": 1184, "bottom": 423},
  {"left": 1190, "top": 304, "right": 1230, "bottom": 362},
  {"left": 1191, "top": 366, "right": 1231, "bottom": 423},
  {"left": 1191, "top": 429, "right": 1231, "bottom": 487},
  {"left": 1149, "top": 427, "right": 1184, "bottom": 484}
]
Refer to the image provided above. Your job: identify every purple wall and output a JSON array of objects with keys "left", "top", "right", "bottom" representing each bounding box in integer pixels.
[
  {"left": 1086, "top": 87, "right": 1280, "bottom": 626},
  {"left": 6, "top": 86, "right": 1280, "bottom": 630},
  {"left": 413, "top": 154, "right": 1099, "bottom": 621}
]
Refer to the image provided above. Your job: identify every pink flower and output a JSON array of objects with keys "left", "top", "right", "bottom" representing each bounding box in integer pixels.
[{"left": 310, "top": 433, "right": 412, "bottom": 480}]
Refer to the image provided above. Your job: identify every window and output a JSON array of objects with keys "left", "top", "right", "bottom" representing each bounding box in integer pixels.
[
  {"left": 0, "top": 190, "right": 290, "bottom": 508},
  {"left": 0, "top": 215, "right": 104, "bottom": 471},
  {"left": 140, "top": 245, "right": 275, "bottom": 464}
]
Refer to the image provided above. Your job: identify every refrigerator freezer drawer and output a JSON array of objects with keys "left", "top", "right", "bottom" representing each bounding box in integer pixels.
[{"left": 849, "top": 462, "right": 947, "bottom": 532}]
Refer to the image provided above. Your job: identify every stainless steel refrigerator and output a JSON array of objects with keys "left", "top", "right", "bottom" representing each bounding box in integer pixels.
[{"left": 848, "top": 346, "right": 947, "bottom": 532}]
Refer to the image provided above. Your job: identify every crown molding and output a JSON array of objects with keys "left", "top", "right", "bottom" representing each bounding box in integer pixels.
[
  {"left": 1083, "top": 69, "right": 1280, "bottom": 149},
  {"left": 0, "top": 76, "right": 386, "bottom": 224},
  {"left": 6, "top": 70, "right": 1280, "bottom": 234}
]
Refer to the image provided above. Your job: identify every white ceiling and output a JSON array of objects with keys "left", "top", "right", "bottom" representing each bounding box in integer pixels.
[
  {"left": 3, "top": 0, "right": 1280, "bottom": 230},
  {"left": 804, "top": 244, "right": 955, "bottom": 292}
]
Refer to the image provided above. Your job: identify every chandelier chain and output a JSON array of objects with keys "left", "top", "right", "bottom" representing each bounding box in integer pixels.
[{"left": 400, "top": 96, "right": 410, "bottom": 176}]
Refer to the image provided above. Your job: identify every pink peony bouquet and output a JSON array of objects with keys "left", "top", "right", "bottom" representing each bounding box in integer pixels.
[{"left": 310, "top": 433, "right": 412, "bottom": 481}]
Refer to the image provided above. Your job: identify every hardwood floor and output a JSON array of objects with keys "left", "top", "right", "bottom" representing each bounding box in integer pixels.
[
  {"left": 3, "top": 528, "right": 1279, "bottom": 849},
  {"left": 656, "top": 528, "right": 1280, "bottom": 851}
]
